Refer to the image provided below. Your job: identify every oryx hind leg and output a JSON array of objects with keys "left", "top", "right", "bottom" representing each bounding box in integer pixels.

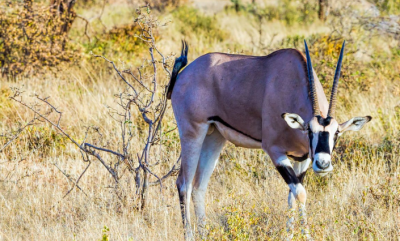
[
  {"left": 176, "top": 122, "right": 209, "bottom": 240},
  {"left": 192, "top": 126, "right": 226, "bottom": 236}
]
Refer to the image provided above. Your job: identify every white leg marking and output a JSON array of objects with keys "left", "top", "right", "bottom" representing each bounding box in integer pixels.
[
  {"left": 288, "top": 183, "right": 306, "bottom": 203},
  {"left": 276, "top": 156, "right": 293, "bottom": 167}
]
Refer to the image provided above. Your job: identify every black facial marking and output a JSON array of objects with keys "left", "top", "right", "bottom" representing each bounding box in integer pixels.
[
  {"left": 287, "top": 153, "right": 309, "bottom": 162},
  {"left": 315, "top": 131, "right": 331, "bottom": 154},
  {"left": 308, "top": 128, "right": 314, "bottom": 157},
  {"left": 207, "top": 116, "right": 262, "bottom": 142},
  {"left": 276, "top": 166, "right": 300, "bottom": 185},
  {"left": 316, "top": 115, "right": 332, "bottom": 127}
]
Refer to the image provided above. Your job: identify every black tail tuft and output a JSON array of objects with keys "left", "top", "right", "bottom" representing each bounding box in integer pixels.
[{"left": 167, "top": 40, "right": 188, "bottom": 99}]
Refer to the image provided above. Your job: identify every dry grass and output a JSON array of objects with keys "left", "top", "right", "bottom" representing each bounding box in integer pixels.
[{"left": 1, "top": 0, "right": 400, "bottom": 240}]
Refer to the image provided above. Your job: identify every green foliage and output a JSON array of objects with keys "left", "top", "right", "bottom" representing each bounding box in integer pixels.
[
  {"left": 25, "top": 126, "right": 68, "bottom": 156},
  {"left": 85, "top": 23, "right": 150, "bottom": 60},
  {"left": 99, "top": 226, "right": 110, "bottom": 241},
  {"left": 0, "top": 124, "right": 69, "bottom": 159},
  {"left": 228, "top": 0, "right": 318, "bottom": 26},
  {"left": 206, "top": 192, "right": 263, "bottom": 240},
  {"left": 173, "top": 6, "right": 228, "bottom": 42}
]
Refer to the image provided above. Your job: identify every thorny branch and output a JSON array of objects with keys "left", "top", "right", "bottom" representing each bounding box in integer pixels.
[{"left": 10, "top": 91, "right": 120, "bottom": 183}]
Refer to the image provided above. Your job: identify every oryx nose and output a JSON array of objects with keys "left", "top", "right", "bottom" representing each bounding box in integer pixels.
[{"left": 316, "top": 159, "right": 330, "bottom": 169}]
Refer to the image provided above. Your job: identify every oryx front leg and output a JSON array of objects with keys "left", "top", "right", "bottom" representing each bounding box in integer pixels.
[
  {"left": 293, "top": 158, "right": 311, "bottom": 238},
  {"left": 274, "top": 156, "right": 310, "bottom": 240}
]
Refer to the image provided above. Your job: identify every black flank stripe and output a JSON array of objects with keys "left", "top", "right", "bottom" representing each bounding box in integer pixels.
[
  {"left": 276, "top": 166, "right": 300, "bottom": 185},
  {"left": 207, "top": 116, "right": 262, "bottom": 142}
]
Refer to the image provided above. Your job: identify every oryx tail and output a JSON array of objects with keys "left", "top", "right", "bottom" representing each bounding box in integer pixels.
[{"left": 167, "top": 40, "right": 189, "bottom": 99}]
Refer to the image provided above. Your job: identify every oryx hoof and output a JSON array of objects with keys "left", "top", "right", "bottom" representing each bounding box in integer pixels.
[
  {"left": 302, "top": 228, "right": 313, "bottom": 241},
  {"left": 285, "top": 233, "right": 294, "bottom": 241},
  {"left": 184, "top": 230, "right": 194, "bottom": 241},
  {"left": 197, "top": 226, "right": 208, "bottom": 240},
  {"left": 286, "top": 216, "right": 295, "bottom": 230}
]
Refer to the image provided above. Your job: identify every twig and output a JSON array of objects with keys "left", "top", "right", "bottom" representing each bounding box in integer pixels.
[
  {"left": 62, "top": 161, "right": 92, "bottom": 198},
  {"left": 149, "top": 156, "right": 181, "bottom": 187},
  {"left": 84, "top": 143, "right": 124, "bottom": 158},
  {"left": 92, "top": 54, "right": 138, "bottom": 96},
  {"left": 75, "top": 15, "right": 91, "bottom": 42},
  {"left": 54, "top": 163, "right": 88, "bottom": 197},
  {"left": 0, "top": 116, "right": 38, "bottom": 152}
]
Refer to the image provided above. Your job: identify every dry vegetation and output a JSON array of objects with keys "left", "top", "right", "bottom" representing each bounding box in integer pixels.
[{"left": 1, "top": 0, "right": 400, "bottom": 240}]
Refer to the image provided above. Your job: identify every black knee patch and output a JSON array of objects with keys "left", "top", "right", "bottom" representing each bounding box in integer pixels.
[
  {"left": 297, "top": 171, "right": 307, "bottom": 183},
  {"left": 276, "top": 166, "right": 300, "bottom": 185}
]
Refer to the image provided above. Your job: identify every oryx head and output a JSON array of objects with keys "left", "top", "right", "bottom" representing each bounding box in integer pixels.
[{"left": 282, "top": 40, "right": 371, "bottom": 177}]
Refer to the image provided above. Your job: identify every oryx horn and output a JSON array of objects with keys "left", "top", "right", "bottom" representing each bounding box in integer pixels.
[
  {"left": 304, "top": 40, "right": 319, "bottom": 116},
  {"left": 327, "top": 41, "right": 345, "bottom": 118}
]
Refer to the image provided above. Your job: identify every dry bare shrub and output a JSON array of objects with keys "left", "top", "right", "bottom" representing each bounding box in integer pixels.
[
  {"left": 0, "top": 0, "right": 81, "bottom": 77},
  {"left": 6, "top": 5, "right": 178, "bottom": 210}
]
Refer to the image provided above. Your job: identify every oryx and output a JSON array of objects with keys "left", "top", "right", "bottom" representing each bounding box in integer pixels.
[{"left": 167, "top": 40, "right": 371, "bottom": 239}]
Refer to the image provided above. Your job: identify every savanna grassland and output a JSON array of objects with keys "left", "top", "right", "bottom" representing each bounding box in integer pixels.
[{"left": 1, "top": 0, "right": 400, "bottom": 240}]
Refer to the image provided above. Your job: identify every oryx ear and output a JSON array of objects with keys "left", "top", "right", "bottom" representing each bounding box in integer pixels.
[
  {"left": 281, "top": 113, "right": 307, "bottom": 131},
  {"left": 339, "top": 116, "right": 372, "bottom": 133}
]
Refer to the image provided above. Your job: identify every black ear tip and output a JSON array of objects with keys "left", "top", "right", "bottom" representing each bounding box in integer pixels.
[
  {"left": 281, "top": 113, "right": 287, "bottom": 118},
  {"left": 366, "top": 116, "right": 372, "bottom": 122}
]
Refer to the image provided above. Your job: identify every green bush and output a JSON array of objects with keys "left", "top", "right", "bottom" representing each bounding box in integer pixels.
[
  {"left": 370, "top": 0, "right": 400, "bottom": 15},
  {"left": 227, "top": 0, "right": 318, "bottom": 26},
  {"left": 173, "top": 6, "right": 228, "bottom": 42},
  {"left": 84, "top": 23, "right": 150, "bottom": 61}
]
